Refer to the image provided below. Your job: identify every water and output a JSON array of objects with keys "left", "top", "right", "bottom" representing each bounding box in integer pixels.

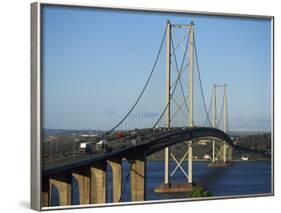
[
  {"left": 108, "top": 161, "right": 272, "bottom": 202},
  {"left": 50, "top": 161, "right": 272, "bottom": 206}
]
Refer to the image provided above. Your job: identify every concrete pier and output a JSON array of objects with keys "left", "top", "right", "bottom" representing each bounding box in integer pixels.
[
  {"left": 129, "top": 155, "right": 146, "bottom": 201},
  {"left": 208, "top": 161, "right": 230, "bottom": 167},
  {"left": 90, "top": 161, "right": 107, "bottom": 204},
  {"left": 49, "top": 175, "right": 72, "bottom": 206},
  {"left": 108, "top": 158, "right": 122, "bottom": 203},
  {"left": 72, "top": 168, "right": 90, "bottom": 204},
  {"left": 208, "top": 142, "right": 232, "bottom": 167},
  {"left": 154, "top": 182, "right": 194, "bottom": 193}
]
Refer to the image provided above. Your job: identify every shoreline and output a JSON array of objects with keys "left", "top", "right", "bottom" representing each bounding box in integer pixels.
[{"left": 145, "top": 159, "right": 271, "bottom": 162}]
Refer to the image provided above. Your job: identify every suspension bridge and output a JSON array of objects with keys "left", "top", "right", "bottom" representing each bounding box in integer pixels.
[{"left": 42, "top": 20, "right": 233, "bottom": 207}]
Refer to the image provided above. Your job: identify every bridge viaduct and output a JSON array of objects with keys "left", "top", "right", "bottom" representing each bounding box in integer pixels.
[{"left": 42, "top": 127, "right": 232, "bottom": 207}]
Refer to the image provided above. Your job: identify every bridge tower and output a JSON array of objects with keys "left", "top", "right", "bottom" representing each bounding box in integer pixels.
[
  {"left": 212, "top": 84, "right": 217, "bottom": 163},
  {"left": 223, "top": 84, "right": 232, "bottom": 162},
  {"left": 187, "top": 22, "right": 194, "bottom": 184},
  {"left": 157, "top": 20, "right": 195, "bottom": 192},
  {"left": 164, "top": 20, "right": 171, "bottom": 185},
  {"left": 209, "top": 83, "right": 232, "bottom": 167}
]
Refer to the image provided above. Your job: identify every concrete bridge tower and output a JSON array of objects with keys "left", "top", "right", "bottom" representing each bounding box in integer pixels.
[
  {"left": 208, "top": 84, "right": 232, "bottom": 167},
  {"left": 156, "top": 21, "right": 195, "bottom": 193}
]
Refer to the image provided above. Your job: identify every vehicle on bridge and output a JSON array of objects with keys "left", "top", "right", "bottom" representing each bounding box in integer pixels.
[
  {"left": 116, "top": 131, "right": 125, "bottom": 139},
  {"left": 96, "top": 140, "right": 109, "bottom": 151},
  {"left": 79, "top": 142, "right": 92, "bottom": 153}
]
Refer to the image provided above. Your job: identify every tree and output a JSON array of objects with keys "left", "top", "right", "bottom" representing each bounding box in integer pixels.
[{"left": 190, "top": 186, "right": 213, "bottom": 198}]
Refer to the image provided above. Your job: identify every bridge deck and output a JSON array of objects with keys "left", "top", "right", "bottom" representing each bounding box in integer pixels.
[{"left": 42, "top": 127, "right": 232, "bottom": 176}]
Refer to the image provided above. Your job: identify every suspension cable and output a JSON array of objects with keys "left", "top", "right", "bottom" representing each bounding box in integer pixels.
[
  {"left": 170, "top": 32, "right": 190, "bottom": 115},
  {"left": 153, "top": 24, "right": 191, "bottom": 128},
  {"left": 100, "top": 24, "right": 168, "bottom": 138},
  {"left": 203, "top": 90, "right": 213, "bottom": 126},
  {"left": 216, "top": 96, "right": 224, "bottom": 128},
  {"left": 193, "top": 32, "right": 212, "bottom": 126}
]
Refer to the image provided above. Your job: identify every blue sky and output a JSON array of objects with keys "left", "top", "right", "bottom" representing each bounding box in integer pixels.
[{"left": 42, "top": 5, "right": 272, "bottom": 131}]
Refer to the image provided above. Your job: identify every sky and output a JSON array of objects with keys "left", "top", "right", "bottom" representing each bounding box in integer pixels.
[{"left": 42, "top": 5, "right": 272, "bottom": 132}]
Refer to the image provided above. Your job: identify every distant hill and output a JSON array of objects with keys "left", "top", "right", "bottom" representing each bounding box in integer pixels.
[
  {"left": 229, "top": 131, "right": 271, "bottom": 137},
  {"left": 42, "top": 129, "right": 105, "bottom": 137},
  {"left": 148, "top": 133, "right": 272, "bottom": 161}
]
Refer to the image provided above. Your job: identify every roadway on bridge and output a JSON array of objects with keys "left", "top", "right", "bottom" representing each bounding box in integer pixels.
[{"left": 42, "top": 127, "right": 232, "bottom": 176}]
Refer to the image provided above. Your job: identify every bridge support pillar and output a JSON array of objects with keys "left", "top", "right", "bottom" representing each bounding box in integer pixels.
[
  {"left": 188, "top": 141, "right": 193, "bottom": 184},
  {"left": 129, "top": 155, "right": 146, "bottom": 201},
  {"left": 42, "top": 177, "right": 49, "bottom": 207},
  {"left": 73, "top": 168, "right": 90, "bottom": 205},
  {"left": 228, "top": 146, "right": 232, "bottom": 161},
  {"left": 164, "top": 147, "right": 170, "bottom": 184},
  {"left": 108, "top": 158, "right": 122, "bottom": 203},
  {"left": 90, "top": 161, "right": 107, "bottom": 204},
  {"left": 208, "top": 142, "right": 230, "bottom": 167},
  {"left": 223, "top": 143, "right": 227, "bottom": 162},
  {"left": 212, "top": 140, "right": 215, "bottom": 163},
  {"left": 155, "top": 142, "right": 195, "bottom": 193},
  {"left": 49, "top": 175, "right": 72, "bottom": 206}
]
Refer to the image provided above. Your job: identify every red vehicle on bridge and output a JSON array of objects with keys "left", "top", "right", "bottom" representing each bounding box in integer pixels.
[{"left": 116, "top": 131, "right": 125, "bottom": 139}]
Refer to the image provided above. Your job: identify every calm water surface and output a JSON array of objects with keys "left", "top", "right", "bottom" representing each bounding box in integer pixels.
[
  {"left": 108, "top": 161, "right": 272, "bottom": 202},
  {"left": 52, "top": 161, "right": 271, "bottom": 205}
]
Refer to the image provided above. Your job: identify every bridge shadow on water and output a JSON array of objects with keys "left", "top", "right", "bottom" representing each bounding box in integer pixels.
[{"left": 194, "top": 162, "right": 232, "bottom": 190}]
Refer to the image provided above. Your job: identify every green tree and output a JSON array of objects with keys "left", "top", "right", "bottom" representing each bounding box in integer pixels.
[{"left": 190, "top": 186, "right": 213, "bottom": 198}]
